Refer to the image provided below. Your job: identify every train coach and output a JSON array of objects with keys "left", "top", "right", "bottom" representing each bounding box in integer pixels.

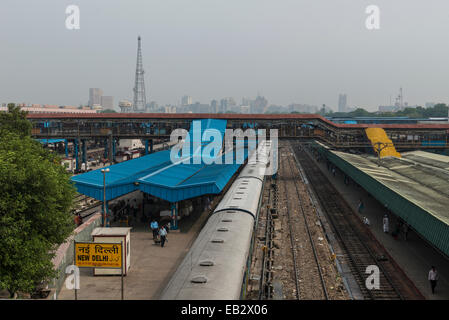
[{"left": 160, "top": 141, "right": 272, "bottom": 300}]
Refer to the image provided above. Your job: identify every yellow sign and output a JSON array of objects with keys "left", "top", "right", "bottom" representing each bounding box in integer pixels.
[{"left": 75, "top": 242, "right": 122, "bottom": 268}]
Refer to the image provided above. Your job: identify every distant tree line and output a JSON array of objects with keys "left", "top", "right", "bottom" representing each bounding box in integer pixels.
[
  {"left": 325, "top": 103, "right": 448, "bottom": 118},
  {"left": 263, "top": 103, "right": 448, "bottom": 118}
]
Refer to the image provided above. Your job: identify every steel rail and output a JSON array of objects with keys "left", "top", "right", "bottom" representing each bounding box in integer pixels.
[{"left": 285, "top": 145, "right": 329, "bottom": 300}]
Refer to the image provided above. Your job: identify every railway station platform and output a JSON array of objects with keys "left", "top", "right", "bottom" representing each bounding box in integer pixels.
[
  {"left": 308, "top": 146, "right": 449, "bottom": 299},
  {"left": 56, "top": 204, "right": 212, "bottom": 300}
]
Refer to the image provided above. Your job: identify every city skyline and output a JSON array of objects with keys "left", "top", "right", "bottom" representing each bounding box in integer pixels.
[{"left": 2, "top": 1, "right": 449, "bottom": 111}]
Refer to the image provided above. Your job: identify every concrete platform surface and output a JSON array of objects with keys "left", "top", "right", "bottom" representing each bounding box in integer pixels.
[
  {"left": 57, "top": 210, "right": 209, "bottom": 300},
  {"left": 311, "top": 151, "right": 449, "bottom": 300}
]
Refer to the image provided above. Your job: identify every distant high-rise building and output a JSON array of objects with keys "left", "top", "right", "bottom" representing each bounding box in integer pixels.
[
  {"left": 251, "top": 96, "right": 268, "bottom": 114},
  {"left": 219, "top": 97, "right": 236, "bottom": 113},
  {"left": 181, "top": 95, "right": 193, "bottom": 106},
  {"left": 338, "top": 94, "right": 347, "bottom": 113},
  {"left": 101, "top": 96, "right": 114, "bottom": 110},
  {"left": 210, "top": 100, "right": 218, "bottom": 113},
  {"left": 146, "top": 101, "right": 158, "bottom": 112},
  {"left": 89, "top": 88, "right": 103, "bottom": 107},
  {"left": 241, "top": 97, "right": 252, "bottom": 106}
]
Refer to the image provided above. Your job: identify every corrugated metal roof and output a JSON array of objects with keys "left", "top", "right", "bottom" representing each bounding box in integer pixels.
[
  {"left": 317, "top": 144, "right": 449, "bottom": 256},
  {"left": 333, "top": 151, "right": 449, "bottom": 225},
  {"left": 137, "top": 152, "right": 245, "bottom": 202},
  {"left": 71, "top": 118, "right": 241, "bottom": 203},
  {"left": 71, "top": 150, "right": 172, "bottom": 201}
]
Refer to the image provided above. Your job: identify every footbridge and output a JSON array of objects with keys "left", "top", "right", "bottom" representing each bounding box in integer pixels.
[{"left": 28, "top": 113, "right": 449, "bottom": 152}]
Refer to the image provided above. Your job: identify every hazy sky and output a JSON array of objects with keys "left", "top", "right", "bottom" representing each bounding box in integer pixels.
[{"left": 1, "top": 0, "right": 449, "bottom": 111}]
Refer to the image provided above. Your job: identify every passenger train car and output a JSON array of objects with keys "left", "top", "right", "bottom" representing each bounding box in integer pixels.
[{"left": 160, "top": 141, "right": 272, "bottom": 300}]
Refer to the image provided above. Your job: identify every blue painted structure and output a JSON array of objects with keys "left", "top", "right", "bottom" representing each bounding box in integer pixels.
[
  {"left": 422, "top": 140, "right": 446, "bottom": 147},
  {"left": 70, "top": 118, "right": 245, "bottom": 230},
  {"left": 37, "top": 138, "right": 66, "bottom": 144},
  {"left": 137, "top": 153, "right": 244, "bottom": 203},
  {"left": 71, "top": 150, "right": 171, "bottom": 201}
]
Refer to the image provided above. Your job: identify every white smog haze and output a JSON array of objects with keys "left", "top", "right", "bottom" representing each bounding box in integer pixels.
[{"left": 1, "top": 0, "right": 449, "bottom": 110}]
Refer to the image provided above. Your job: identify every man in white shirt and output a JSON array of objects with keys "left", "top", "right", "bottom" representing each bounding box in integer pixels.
[
  {"left": 428, "top": 266, "right": 439, "bottom": 294},
  {"left": 159, "top": 226, "right": 167, "bottom": 248},
  {"left": 363, "top": 216, "right": 370, "bottom": 226}
]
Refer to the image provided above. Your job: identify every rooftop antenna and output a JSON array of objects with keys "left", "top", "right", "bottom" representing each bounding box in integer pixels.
[{"left": 133, "top": 36, "right": 147, "bottom": 112}]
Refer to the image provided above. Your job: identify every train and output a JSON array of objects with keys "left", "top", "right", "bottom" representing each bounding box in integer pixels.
[{"left": 160, "top": 140, "right": 272, "bottom": 300}]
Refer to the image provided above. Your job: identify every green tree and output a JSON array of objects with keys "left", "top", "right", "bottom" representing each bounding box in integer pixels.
[
  {"left": 100, "top": 109, "right": 117, "bottom": 113},
  {"left": 0, "top": 104, "right": 31, "bottom": 136},
  {"left": 0, "top": 105, "right": 76, "bottom": 298}
]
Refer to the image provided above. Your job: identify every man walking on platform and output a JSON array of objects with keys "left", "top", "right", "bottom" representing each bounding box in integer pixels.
[
  {"left": 159, "top": 226, "right": 167, "bottom": 248},
  {"left": 150, "top": 219, "right": 158, "bottom": 240},
  {"left": 428, "top": 266, "right": 439, "bottom": 294},
  {"left": 383, "top": 214, "right": 389, "bottom": 233}
]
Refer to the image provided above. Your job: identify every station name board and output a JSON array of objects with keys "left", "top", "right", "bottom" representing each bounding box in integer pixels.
[{"left": 75, "top": 242, "right": 122, "bottom": 268}]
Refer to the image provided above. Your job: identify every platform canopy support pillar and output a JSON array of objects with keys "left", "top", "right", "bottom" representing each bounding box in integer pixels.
[
  {"left": 104, "top": 138, "right": 108, "bottom": 160},
  {"left": 74, "top": 139, "right": 80, "bottom": 171},
  {"left": 145, "top": 140, "right": 149, "bottom": 155},
  {"left": 82, "top": 140, "right": 87, "bottom": 165},
  {"left": 65, "top": 139, "right": 69, "bottom": 157},
  {"left": 170, "top": 202, "right": 178, "bottom": 230},
  {"left": 108, "top": 136, "right": 113, "bottom": 164},
  {"left": 112, "top": 138, "right": 116, "bottom": 163}
]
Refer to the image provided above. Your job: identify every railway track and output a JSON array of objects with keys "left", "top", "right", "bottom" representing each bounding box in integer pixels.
[
  {"left": 73, "top": 194, "right": 102, "bottom": 222},
  {"left": 280, "top": 146, "right": 329, "bottom": 300},
  {"left": 258, "top": 178, "right": 276, "bottom": 300},
  {"left": 293, "top": 142, "right": 409, "bottom": 300}
]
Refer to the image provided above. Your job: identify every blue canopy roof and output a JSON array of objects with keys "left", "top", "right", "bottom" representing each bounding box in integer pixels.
[
  {"left": 188, "top": 118, "right": 227, "bottom": 143},
  {"left": 137, "top": 152, "right": 245, "bottom": 203},
  {"left": 38, "top": 138, "right": 66, "bottom": 144},
  {"left": 70, "top": 118, "right": 242, "bottom": 203},
  {"left": 71, "top": 150, "right": 172, "bottom": 201}
]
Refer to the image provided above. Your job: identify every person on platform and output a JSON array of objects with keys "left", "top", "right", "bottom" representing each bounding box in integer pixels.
[
  {"left": 402, "top": 223, "right": 409, "bottom": 241},
  {"left": 428, "top": 266, "right": 439, "bottom": 294},
  {"left": 159, "top": 226, "right": 167, "bottom": 248},
  {"left": 363, "top": 216, "right": 370, "bottom": 226},
  {"left": 74, "top": 213, "right": 82, "bottom": 227},
  {"left": 383, "top": 214, "right": 389, "bottom": 233},
  {"left": 357, "top": 199, "right": 365, "bottom": 214},
  {"left": 150, "top": 220, "right": 158, "bottom": 239}
]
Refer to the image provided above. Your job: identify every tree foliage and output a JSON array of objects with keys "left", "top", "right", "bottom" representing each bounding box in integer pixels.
[
  {"left": 0, "top": 104, "right": 31, "bottom": 136},
  {"left": 0, "top": 104, "right": 76, "bottom": 297}
]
